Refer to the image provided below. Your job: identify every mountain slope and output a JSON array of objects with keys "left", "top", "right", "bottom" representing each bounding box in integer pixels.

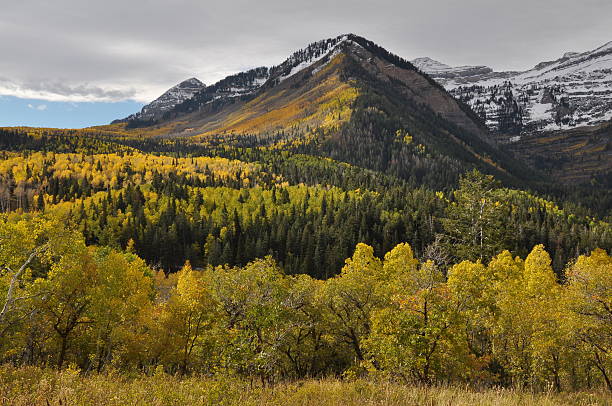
[
  {"left": 110, "top": 34, "right": 535, "bottom": 188},
  {"left": 413, "top": 41, "right": 612, "bottom": 137},
  {"left": 122, "top": 35, "right": 490, "bottom": 138}
]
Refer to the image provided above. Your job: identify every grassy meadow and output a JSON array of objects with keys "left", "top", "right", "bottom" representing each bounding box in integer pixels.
[{"left": 0, "top": 366, "right": 609, "bottom": 406}]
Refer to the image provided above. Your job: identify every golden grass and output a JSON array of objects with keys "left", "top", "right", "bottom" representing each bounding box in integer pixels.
[{"left": 0, "top": 366, "right": 609, "bottom": 406}]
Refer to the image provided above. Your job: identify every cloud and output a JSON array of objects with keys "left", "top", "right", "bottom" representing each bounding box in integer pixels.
[
  {"left": 0, "top": 0, "right": 611, "bottom": 104},
  {"left": 1, "top": 78, "right": 143, "bottom": 103},
  {"left": 27, "top": 103, "right": 48, "bottom": 111}
]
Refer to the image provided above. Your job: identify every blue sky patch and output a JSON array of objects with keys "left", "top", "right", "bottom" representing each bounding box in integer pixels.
[{"left": 0, "top": 96, "right": 143, "bottom": 129}]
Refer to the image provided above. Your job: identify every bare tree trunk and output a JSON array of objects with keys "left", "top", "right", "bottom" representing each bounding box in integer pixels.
[
  {"left": 552, "top": 353, "right": 561, "bottom": 392},
  {"left": 0, "top": 249, "right": 41, "bottom": 325},
  {"left": 594, "top": 351, "right": 612, "bottom": 392},
  {"left": 58, "top": 334, "right": 68, "bottom": 369}
]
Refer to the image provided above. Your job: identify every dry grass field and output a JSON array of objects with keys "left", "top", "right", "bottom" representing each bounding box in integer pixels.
[{"left": 0, "top": 366, "right": 609, "bottom": 406}]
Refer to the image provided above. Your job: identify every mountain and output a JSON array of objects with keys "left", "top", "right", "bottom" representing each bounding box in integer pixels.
[
  {"left": 412, "top": 41, "right": 612, "bottom": 138},
  {"left": 117, "top": 77, "right": 205, "bottom": 123},
  {"left": 115, "top": 34, "right": 532, "bottom": 187}
]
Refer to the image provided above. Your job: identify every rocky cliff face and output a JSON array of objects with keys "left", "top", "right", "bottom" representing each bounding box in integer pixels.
[
  {"left": 412, "top": 41, "right": 612, "bottom": 140},
  {"left": 411, "top": 57, "right": 494, "bottom": 80}
]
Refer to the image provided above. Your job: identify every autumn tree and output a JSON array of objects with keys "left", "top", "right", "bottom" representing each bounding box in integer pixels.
[
  {"left": 86, "top": 248, "right": 154, "bottom": 372},
  {"left": 566, "top": 249, "right": 612, "bottom": 391},
  {"left": 490, "top": 245, "right": 566, "bottom": 389},
  {"left": 447, "top": 250, "right": 524, "bottom": 384},
  {"left": 0, "top": 214, "right": 83, "bottom": 359},
  {"left": 321, "top": 243, "right": 385, "bottom": 363},
  {"left": 367, "top": 245, "right": 467, "bottom": 384},
  {"left": 154, "top": 262, "right": 218, "bottom": 375},
  {"left": 31, "top": 242, "right": 96, "bottom": 368},
  {"left": 209, "top": 257, "right": 295, "bottom": 384}
]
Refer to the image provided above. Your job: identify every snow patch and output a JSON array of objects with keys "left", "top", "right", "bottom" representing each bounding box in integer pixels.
[{"left": 311, "top": 46, "right": 343, "bottom": 76}]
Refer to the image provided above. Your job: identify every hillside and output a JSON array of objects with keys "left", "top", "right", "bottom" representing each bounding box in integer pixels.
[{"left": 507, "top": 120, "right": 612, "bottom": 184}]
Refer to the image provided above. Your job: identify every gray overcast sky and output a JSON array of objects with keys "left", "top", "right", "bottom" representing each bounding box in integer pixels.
[{"left": 1, "top": 0, "right": 610, "bottom": 103}]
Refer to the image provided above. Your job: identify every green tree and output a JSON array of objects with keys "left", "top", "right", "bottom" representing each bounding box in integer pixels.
[{"left": 443, "top": 170, "right": 513, "bottom": 261}]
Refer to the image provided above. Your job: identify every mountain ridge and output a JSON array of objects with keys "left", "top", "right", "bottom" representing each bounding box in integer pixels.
[
  {"left": 412, "top": 40, "right": 612, "bottom": 137},
  {"left": 120, "top": 34, "right": 487, "bottom": 139}
]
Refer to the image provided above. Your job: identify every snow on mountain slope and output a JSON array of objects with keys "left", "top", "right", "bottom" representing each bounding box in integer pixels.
[
  {"left": 205, "top": 67, "right": 271, "bottom": 100},
  {"left": 413, "top": 41, "right": 612, "bottom": 137},
  {"left": 274, "top": 35, "right": 349, "bottom": 82}
]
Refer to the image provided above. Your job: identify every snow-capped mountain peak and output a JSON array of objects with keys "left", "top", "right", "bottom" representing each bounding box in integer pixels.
[
  {"left": 120, "top": 77, "right": 205, "bottom": 123},
  {"left": 269, "top": 34, "right": 351, "bottom": 82},
  {"left": 177, "top": 77, "right": 204, "bottom": 88}
]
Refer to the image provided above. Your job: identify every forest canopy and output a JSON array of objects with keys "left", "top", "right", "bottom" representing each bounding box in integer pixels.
[{"left": 0, "top": 126, "right": 610, "bottom": 393}]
